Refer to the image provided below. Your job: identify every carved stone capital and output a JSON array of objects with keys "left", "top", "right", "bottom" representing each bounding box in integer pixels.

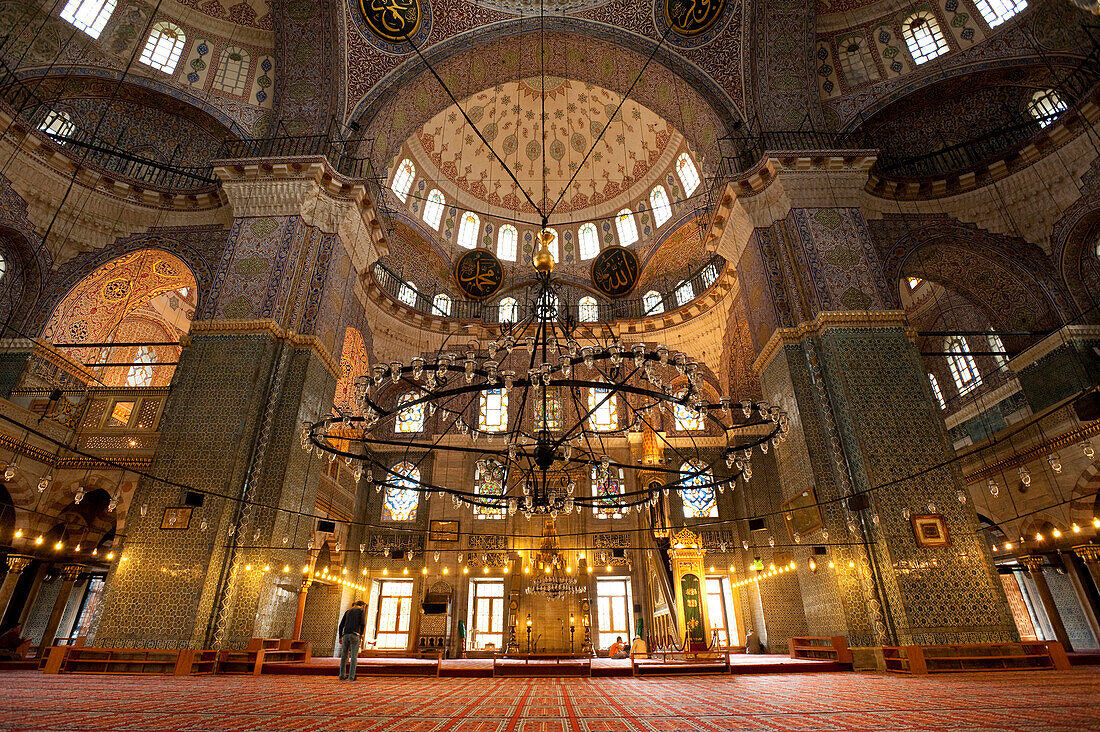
[
  {"left": 61, "top": 564, "right": 85, "bottom": 582},
  {"left": 1019, "top": 555, "right": 1046, "bottom": 572},
  {"left": 1073, "top": 544, "right": 1100, "bottom": 565},
  {"left": 4, "top": 555, "right": 32, "bottom": 575}
]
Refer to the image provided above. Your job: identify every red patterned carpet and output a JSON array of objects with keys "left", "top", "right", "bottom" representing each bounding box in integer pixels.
[{"left": 2, "top": 668, "right": 1098, "bottom": 731}]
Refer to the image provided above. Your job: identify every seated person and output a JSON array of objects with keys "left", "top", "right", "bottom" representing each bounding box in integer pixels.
[
  {"left": 607, "top": 636, "right": 629, "bottom": 660},
  {"left": 0, "top": 623, "right": 29, "bottom": 660}
]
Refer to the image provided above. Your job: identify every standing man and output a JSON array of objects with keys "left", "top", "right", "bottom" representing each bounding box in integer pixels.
[{"left": 338, "top": 600, "right": 366, "bottom": 681}]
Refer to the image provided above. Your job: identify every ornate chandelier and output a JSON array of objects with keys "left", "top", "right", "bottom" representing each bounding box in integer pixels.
[
  {"left": 525, "top": 519, "right": 584, "bottom": 599},
  {"left": 305, "top": 230, "right": 789, "bottom": 519}
]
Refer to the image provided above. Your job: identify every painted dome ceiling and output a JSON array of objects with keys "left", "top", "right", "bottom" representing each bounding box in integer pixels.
[{"left": 408, "top": 77, "right": 683, "bottom": 219}]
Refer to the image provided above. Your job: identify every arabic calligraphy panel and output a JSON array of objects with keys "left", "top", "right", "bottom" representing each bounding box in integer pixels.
[
  {"left": 591, "top": 246, "right": 640, "bottom": 298},
  {"left": 357, "top": 0, "right": 423, "bottom": 44},
  {"left": 664, "top": 0, "right": 727, "bottom": 36},
  {"left": 455, "top": 249, "right": 504, "bottom": 300}
]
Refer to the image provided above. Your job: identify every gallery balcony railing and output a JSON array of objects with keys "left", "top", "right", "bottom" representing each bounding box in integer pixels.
[
  {"left": 371, "top": 253, "right": 727, "bottom": 324},
  {"left": 216, "top": 134, "right": 378, "bottom": 182}
]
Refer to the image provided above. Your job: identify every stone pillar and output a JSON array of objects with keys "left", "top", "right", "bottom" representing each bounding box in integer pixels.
[
  {"left": 1075, "top": 544, "right": 1100, "bottom": 591},
  {"left": 1021, "top": 556, "right": 1073, "bottom": 651},
  {"left": 17, "top": 563, "right": 48, "bottom": 626},
  {"left": 0, "top": 555, "right": 32, "bottom": 619},
  {"left": 92, "top": 158, "right": 386, "bottom": 650},
  {"left": 293, "top": 578, "right": 311, "bottom": 640},
  {"left": 1063, "top": 550, "right": 1100, "bottom": 645},
  {"left": 35, "top": 564, "right": 82, "bottom": 657},
  {"left": 732, "top": 161, "right": 1016, "bottom": 650}
]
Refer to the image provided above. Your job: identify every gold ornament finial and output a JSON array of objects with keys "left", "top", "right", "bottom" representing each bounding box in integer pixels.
[{"left": 534, "top": 227, "right": 555, "bottom": 273}]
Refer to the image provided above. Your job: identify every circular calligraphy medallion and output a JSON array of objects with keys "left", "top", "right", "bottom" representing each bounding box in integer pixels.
[
  {"left": 663, "top": 0, "right": 727, "bottom": 36},
  {"left": 454, "top": 249, "right": 504, "bottom": 300},
  {"left": 591, "top": 246, "right": 640, "bottom": 299},
  {"left": 358, "top": 0, "right": 423, "bottom": 44}
]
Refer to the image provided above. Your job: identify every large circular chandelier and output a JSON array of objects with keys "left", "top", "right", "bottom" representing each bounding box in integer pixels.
[{"left": 305, "top": 231, "right": 789, "bottom": 519}]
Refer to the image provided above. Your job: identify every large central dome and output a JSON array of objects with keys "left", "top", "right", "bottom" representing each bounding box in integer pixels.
[{"left": 408, "top": 77, "right": 683, "bottom": 219}]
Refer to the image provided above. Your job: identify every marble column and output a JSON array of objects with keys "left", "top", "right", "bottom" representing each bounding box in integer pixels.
[
  {"left": 1074, "top": 544, "right": 1100, "bottom": 591},
  {"left": 92, "top": 158, "right": 385, "bottom": 650},
  {"left": 293, "top": 578, "right": 311, "bottom": 640},
  {"left": 1021, "top": 555, "right": 1073, "bottom": 651},
  {"left": 1062, "top": 550, "right": 1100, "bottom": 645},
  {"left": 35, "top": 564, "right": 82, "bottom": 657},
  {"left": 17, "top": 563, "right": 48, "bottom": 626},
  {"left": 0, "top": 555, "right": 31, "bottom": 619}
]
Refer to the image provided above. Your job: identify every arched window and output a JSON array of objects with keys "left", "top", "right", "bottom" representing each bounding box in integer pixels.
[
  {"left": 423, "top": 189, "right": 446, "bottom": 230},
  {"left": 578, "top": 223, "right": 600, "bottom": 260},
  {"left": 535, "top": 387, "right": 561, "bottom": 431},
  {"left": 650, "top": 186, "right": 672, "bottom": 227},
  {"left": 126, "top": 345, "right": 155, "bottom": 387},
  {"left": 395, "top": 392, "right": 425, "bottom": 433},
  {"left": 588, "top": 385, "right": 617, "bottom": 431},
  {"left": 457, "top": 212, "right": 481, "bottom": 249},
  {"left": 945, "top": 336, "right": 981, "bottom": 394},
  {"left": 592, "top": 465, "right": 625, "bottom": 519},
  {"left": 679, "top": 460, "right": 717, "bottom": 518},
  {"left": 975, "top": 0, "right": 1027, "bottom": 27},
  {"left": 902, "top": 12, "right": 948, "bottom": 65},
  {"left": 432, "top": 293, "right": 452, "bottom": 317},
  {"left": 497, "top": 224, "right": 518, "bottom": 261},
  {"left": 676, "top": 153, "right": 701, "bottom": 196},
  {"left": 38, "top": 110, "right": 75, "bottom": 141},
  {"left": 391, "top": 159, "right": 415, "bottom": 202},
  {"left": 61, "top": 0, "right": 116, "bottom": 39},
  {"left": 988, "top": 329, "right": 1008, "bottom": 368},
  {"left": 674, "top": 391, "right": 704, "bottom": 431},
  {"left": 700, "top": 263, "right": 719, "bottom": 289},
  {"left": 397, "top": 281, "right": 417, "bottom": 308},
  {"left": 139, "top": 22, "right": 187, "bottom": 74},
  {"left": 213, "top": 45, "right": 250, "bottom": 95},
  {"left": 615, "top": 209, "right": 639, "bottom": 246},
  {"left": 578, "top": 296, "right": 599, "bottom": 323},
  {"left": 474, "top": 460, "right": 506, "bottom": 519},
  {"left": 929, "top": 373, "right": 946, "bottom": 410},
  {"left": 675, "top": 279, "right": 695, "bottom": 307},
  {"left": 838, "top": 35, "right": 878, "bottom": 86},
  {"left": 907, "top": 277, "right": 923, "bottom": 289},
  {"left": 383, "top": 461, "right": 420, "bottom": 521},
  {"left": 498, "top": 297, "right": 519, "bottom": 323},
  {"left": 479, "top": 388, "right": 508, "bottom": 432},
  {"left": 643, "top": 290, "right": 664, "bottom": 316},
  {"left": 1028, "top": 89, "right": 1066, "bottom": 128}
]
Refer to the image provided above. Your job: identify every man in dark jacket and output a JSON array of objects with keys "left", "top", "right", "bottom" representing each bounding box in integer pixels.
[{"left": 337, "top": 600, "right": 366, "bottom": 681}]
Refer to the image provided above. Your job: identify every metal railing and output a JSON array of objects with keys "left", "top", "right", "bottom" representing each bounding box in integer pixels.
[
  {"left": 216, "top": 134, "right": 377, "bottom": 181},
  {"left": 371, "top": 253, "right": 727, "bottom": 323}
]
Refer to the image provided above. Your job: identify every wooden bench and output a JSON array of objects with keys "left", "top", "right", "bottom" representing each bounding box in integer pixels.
[
  {"left": 44, "top": 646, "right": 217, "bottom": 676},
  {"left": 216, "top": 638, "right": 311, "bottom": 675},
  {"left": 789, "top": 636, "right": 853, "bottom": 663},
  {"left": 883, "top": 642, "right": 1070, "bottom": 674},
  {"left": 631, "top": 649, "right": 731, "bottom": 675}
]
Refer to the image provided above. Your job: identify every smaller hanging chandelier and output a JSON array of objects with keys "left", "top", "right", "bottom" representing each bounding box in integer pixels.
[{"left": 525, "top": 519, "right": 583, "bottom": 600}]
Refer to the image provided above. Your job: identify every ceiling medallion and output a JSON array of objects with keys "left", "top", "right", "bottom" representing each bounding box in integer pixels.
[
  {"left": 305, "top": 230, "right": 788, "bottom": 521},
  {"left": 358, "top": 0, "right": 422, "bottom": 44},
  {"left": 591, "top": 246, "right": 639, "bottom": 298},
  {"left": 454, "top": 249, "right": 505, "bottom": 300},
  {"left": 664, "top": 0, "right": 727, "bottom": 36}
]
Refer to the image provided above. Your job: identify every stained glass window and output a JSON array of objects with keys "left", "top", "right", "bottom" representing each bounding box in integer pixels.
[
  {"left": 39, "top": 110, "right": 75, "bottom": 141},
  {"left": 383, "top": 461, "right": 420, "bottom": 521},
  {"left": 391, "top": 159, "right": 415, "bottom": 203},
  {"left": 588, "top": 386, "right": 617, "bottom": 431},
  {"left": 650, "top": 186, "right": 672, "bottom": 227},
  {"left": 680, "top": 460, "right": 717, "bottom": 518},
  {"left": 457, "top": 212, "right": 481, "bottom": 249},
  {"left": 126, "top": 346, "right": 155, "bottom": 387},
  {"left": 499, "top": 297, "right": 519, "bottom": 323},
  {"left": 907, "top": 277, "right": 923, "bottom": 289},
  {"left": 213, "top": 45, "right": 250, "bottom": 95},
  {"left": 929, "top": 373, "right": 946, "bottom": 410},
  {"left": 988, "top": 329, "right": 1008, "bottom": 368},
  {"left": 975, "top": 0, "right": 1026, "bottom": 27},
  {"left": 643, "top": 290, "right": 664, "bottom": 316},
  {"left": 398, "top": 281, "right": 418, "bottom": 307},
  {"left": 592, "top": 465, "right": 625, "bottom": 519},
  {"left": 675, "top": 279, "right": 695, "bottom": 307},
  {"left": 1028, "top": 89, "right": 1065, "bottom": 128},
  {"left": 474, "top": 460, "right": 506, "bottom": 519},
  {"left": 534, "top": 387, "right": 561, "bottom": 431},
  {"left": 432, "top": 293, "right": 452, "bottom": 317},
  {"left": 578, "top": 296, "right": 599, "bottom": 323},
  {"left": 674, "top": 391, "right": 704, "bottom": 431},
  {"left": 700, "top": 263, "right": 719, "bottom": 289},
  {"left": 578, "top": 223, "right": 600, "bottom": 260},
  {"left": 140, "top": 22, "right": 186, "bottom": 74},
  {"left": 902, "top": 12, "right": 948, "bottom": 65},
  {"left": 479, "top": 388, "right": 508, "bottom": 432},
  {"left": 838, "top": 35, "right": 878, "bottom": 87},
  {"left": 498, "top": 224, "right": 518, "bottom": 261},
  {"left": 615, "top": 210, "right": 639, "bottom": 246},
  {"left": 676, "top": 153, "right": 701, "bottom": 195},
  {"left": 945, "top": 336, "right": 981, "bottom": 394},
  {"left": 395, "top": 392, "right": 424, "bottom": 433},
  {"left": 423, "top": 189, "right": 446, "bottom": 230},
  {"left": 61, "top": 0, "right": 116, "bottom": 39}
]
